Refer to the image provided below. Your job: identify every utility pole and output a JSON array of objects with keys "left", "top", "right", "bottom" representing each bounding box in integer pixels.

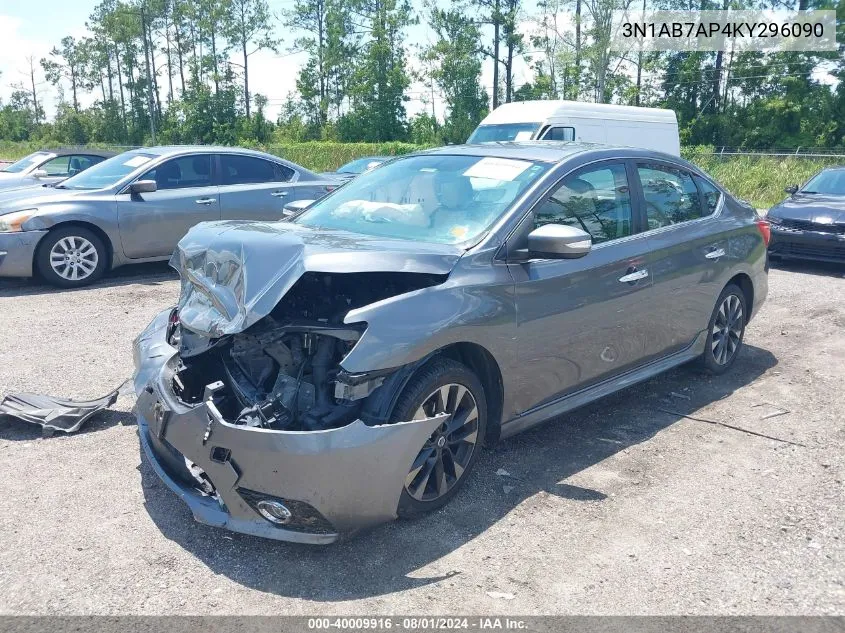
[{"left": 140, "top": 3, "right": 157, "bottom": 143}]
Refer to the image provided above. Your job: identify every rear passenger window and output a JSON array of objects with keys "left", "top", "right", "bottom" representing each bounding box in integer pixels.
[
  {"left": 637, "top": 164, "right": 702, "bottom": 229},
  {"left": 534, "top": 163, "right": 633, "bottom": 244},
  {"left": 694, "top": 176, "right": 721, "bottom": 215},
  {"left": 221, "top": 155, "right": 293, "bottom": 185}
]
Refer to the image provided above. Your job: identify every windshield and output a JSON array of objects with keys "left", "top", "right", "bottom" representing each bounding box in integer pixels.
[
  {"left": 801, "top": 170, "right": 845, "bottom": 195},
  {"left": 337, "top": 157, "right": 386, "bottom": 174},
  {"left": 295, "top": 154, "right": 549, "bottom": 245},
  {"left": 58, "top": 152, "right": 157, "bottom": 190},
  {"left": 468, "top": 123, "right": 541, "bottom": 144},
  {"left": 1, "top": 152, "right": 51, "bottom": 174}
]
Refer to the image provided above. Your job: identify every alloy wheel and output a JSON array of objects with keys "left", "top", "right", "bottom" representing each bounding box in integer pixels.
[
  {"left": 49, "top": 236, "right": 99, "bottom": 282},
  {"left": 711, "top": 293, "right": 743, "bottom": 365},
  {"left": 404, "top": 383, "right": 479, "bottom": 502}
]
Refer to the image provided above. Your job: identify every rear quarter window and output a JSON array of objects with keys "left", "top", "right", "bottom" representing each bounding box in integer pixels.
[{"left": 694, "top": 176, "right": 722, "bottom": 215}]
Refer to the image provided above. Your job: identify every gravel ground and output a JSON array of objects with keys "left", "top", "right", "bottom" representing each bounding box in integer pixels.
[{"left": 0, "top": 260, "right": 843, "bottom": 615}]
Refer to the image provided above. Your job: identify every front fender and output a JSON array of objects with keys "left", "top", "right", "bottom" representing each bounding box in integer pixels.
[
  {"left": 22, "top": 202, "right": 121, "bottom": 263},
  {"left": 340, "top": 256, "right": 518, "bottom": 415}
]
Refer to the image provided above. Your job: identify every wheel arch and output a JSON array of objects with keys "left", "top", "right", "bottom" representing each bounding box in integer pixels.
[
  {"left": 725, "top": 272, "right": 754, "bottom": 321},
  {"left": 360, "top": 341, "right": 505, "bottom": 446},
  {"left": 435, "top": 342, "right": 504, "bottom": 446},
  {"left": 34, "top": 220, "right": 115, "bottom": 273}
]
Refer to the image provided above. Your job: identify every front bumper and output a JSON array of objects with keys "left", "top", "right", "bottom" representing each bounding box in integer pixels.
[
  {"left": 133, "top": 309, "right": 445, "bottom": 544},
  {"left": 768, "top": 226, "right": 845, "bottom": 263},
  {"left": 0, "top": 230, "right": 48, "bottom": 278}
]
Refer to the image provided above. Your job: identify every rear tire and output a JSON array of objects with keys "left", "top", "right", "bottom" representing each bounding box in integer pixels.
[
  {"left": 392, "top": 357, "right": 487, "bottom": 519},
  {"left": 698, "top": 283, "right": 747, "bottom": 375},
  {"left": 35, "top": 226, "right": 107, "bottom": 288}
]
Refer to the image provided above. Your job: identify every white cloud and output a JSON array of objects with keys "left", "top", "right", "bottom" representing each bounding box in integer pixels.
[{"left": 0, "top": 15, "right": 52, "bottom": 105}]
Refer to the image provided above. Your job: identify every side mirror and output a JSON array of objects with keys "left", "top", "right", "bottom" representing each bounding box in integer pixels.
[
  {"left": 527, "top": 224, "right": 592, "bottom": 259},
  {"left": 282, "top": 199, "right": 314, "bottom": 218},
  {"left": 32, "top": 169, "right": 48, "bottom": 179},
  {"left": 785, "top": 185, "right": 799, "bottom": 194},
  {"left": 129, "top": 180, "right": 157, "bottom": 195}
]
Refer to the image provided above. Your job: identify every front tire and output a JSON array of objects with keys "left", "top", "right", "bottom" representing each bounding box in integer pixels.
[
  {"left": 392, "top": 358, "right": 487, "bottom": 519},
  {"left": 35, "top": 226, "right": 107, "bottom": 288},
  {"left": 698, "top": 283, "right": 747, "bottom": 375}
]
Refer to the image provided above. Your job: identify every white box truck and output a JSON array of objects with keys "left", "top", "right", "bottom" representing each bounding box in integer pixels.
[{"left": 468, "top": 100, "right": 680, "bottom": 156}]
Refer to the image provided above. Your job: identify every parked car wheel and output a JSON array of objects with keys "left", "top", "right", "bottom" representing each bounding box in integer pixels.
[
  {"left": 36, "top": 225, "right": 107, "bottom": 288},
  {"left": 393, "top": 357, "right": 487, "bottom": 518},
  {"left": 698, "top": 283, "right": 747, "bottom": 375}
]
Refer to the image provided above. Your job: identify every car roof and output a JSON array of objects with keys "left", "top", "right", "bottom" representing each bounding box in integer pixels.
[
  {"left": 122, "top": 145, "right": 319, "bottom": 177},
  {"left": 418, "top": 141, "right": 682, "bottom": 165},
  {"left": 130, "top": 145, "right": 280, "bottom": 159},
  {"left": 39, "top": 148, "right": 117, "bottom": 158}
]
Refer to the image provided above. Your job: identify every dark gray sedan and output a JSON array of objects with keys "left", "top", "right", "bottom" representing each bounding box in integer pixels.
[
  {"left": 768, "top": 166, "right": 845, "bottom": 263},
  {"left": 0, "top": 146, "right": 338, "bottom": 287},
  {"left": 133, "top": 142, "right": 769, "bottom": 543}
]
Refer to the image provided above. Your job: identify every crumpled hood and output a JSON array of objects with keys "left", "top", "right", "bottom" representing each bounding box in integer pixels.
[{"left": 171, "top": 220, "right": 463, "bottom": 337}]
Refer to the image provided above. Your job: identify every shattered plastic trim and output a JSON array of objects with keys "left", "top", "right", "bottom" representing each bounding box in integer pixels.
[
  {"left": 134, "top": 308, "right": 450, "bottom": 543},
  {"left": 0, "top": 383, "right": 127, "bottom": 433}
]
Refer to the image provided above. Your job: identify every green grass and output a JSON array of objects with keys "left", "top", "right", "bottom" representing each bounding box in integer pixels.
[
  {"left": 2, "top": 140, "right": 841, "bottom": 209},
  {"left": 684, "top": 148, "right": 843, "bottom": 209}
]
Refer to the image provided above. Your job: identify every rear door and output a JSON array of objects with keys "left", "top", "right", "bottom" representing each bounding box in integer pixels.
[
  {"left": 117, "top": 153, "right": 220, "bottom": 259},
  {"left": 633, "top": 161, "right": 729, "bottom": 356},
  {"left": 509, "top": 160, "right": 659, "bottom": 414},
  {"left": 218, "top": 154, "right": 329, "bottom": 222}
]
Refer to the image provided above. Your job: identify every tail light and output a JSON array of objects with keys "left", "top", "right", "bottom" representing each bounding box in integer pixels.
[
  {"left": 325, "top": 185, "right": 337, "bottom": 192},
  {"left": 755, "top": 218, "right": 771, "bottom": 246}
]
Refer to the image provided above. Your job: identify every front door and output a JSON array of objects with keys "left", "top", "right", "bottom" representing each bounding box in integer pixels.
[
  {"left": 117, "top": 154, "right": 220, "bottom": 259},
  {"left": 509, "top": 161, "right": 657, "bottom": 414}
]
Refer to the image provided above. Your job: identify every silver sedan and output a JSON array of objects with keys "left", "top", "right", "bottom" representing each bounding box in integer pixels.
[
  {"left": 0, "top": 146, "right": 339, "bottom": 287},
  {"left": 0, "top": 149, "right": 114, "bottom": 191}
]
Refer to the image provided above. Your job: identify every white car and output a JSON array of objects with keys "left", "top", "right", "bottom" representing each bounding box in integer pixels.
[{"left": 0, "top": 149, "right": 114, "bottom": 191}]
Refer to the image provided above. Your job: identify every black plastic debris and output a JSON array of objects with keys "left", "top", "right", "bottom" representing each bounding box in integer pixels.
[{"left": 0, "top": 381, "right": 129, "bottom": 434}]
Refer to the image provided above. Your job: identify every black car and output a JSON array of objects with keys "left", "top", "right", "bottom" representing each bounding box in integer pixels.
[{"left": 768, "top": 167, "right": 845, "bottom": 263}]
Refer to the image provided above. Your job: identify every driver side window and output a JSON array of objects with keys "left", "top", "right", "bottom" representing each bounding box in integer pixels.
[
  {"left": 41, "top": 156, "right": 72, "bottom": 177},
  {"left": 141, "top": 155, "right": 212, "bottom": 190},
  {"left": 534, "top": 163, "right": 633, "bottom": 244}
]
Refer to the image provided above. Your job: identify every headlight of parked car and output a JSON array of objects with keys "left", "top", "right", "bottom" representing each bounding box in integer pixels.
[{"left": 0, "top": 209, "right": 37, "bottom": 233}]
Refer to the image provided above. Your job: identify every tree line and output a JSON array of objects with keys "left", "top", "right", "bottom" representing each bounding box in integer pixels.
[{"left": 0, "top": 0, "right": 844, "bottom": 150}]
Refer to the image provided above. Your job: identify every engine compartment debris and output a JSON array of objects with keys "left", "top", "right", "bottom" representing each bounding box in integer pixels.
[
  {"left": 171, "top": 271, "right": 445, "bottom": 432},
  {"left": 0, "top": 381, "right": 129, "bottom": 434}
]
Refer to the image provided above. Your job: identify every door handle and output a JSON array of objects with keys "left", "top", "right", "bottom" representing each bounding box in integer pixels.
[
  {"left": 705, "top": 248, "right": 726, "bottom": 259},
  {"left": 619, "top": 268, "right": 649, "bottom": 283},
  {"left": 271, "top": 190, "right": 289, "bottom": 197},
  {"left": 195, "top": 198, "right": 215, "bottom": 205}
]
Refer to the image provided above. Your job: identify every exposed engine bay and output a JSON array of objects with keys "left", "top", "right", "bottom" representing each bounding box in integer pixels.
[{"left": 169, "top": 271, "right": 445, "bottom": 431}]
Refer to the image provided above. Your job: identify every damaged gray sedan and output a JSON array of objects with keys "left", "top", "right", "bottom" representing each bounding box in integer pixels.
[{"left": 134, "top": 143, "right": 769, "bottom": 543}]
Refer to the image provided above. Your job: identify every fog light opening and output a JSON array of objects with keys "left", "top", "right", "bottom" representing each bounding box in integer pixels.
[{"left": 256, "top": 499, "right": 292, "bottom": 525}]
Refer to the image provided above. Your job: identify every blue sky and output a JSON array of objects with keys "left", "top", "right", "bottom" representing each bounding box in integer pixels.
[{"left": 0, "top": 0, "right": 537, "bottom": 122}]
